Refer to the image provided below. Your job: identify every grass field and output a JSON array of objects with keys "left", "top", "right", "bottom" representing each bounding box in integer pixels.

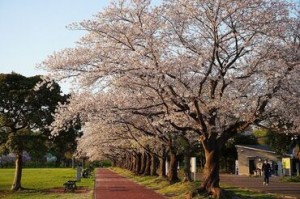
[{"left": 0, "top": 168, "right": 94, "bottom": 199}]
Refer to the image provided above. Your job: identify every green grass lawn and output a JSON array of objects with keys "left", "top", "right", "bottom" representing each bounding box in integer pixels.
[{"left": 0, "top": 168, "right": 94, "bottom": 199}]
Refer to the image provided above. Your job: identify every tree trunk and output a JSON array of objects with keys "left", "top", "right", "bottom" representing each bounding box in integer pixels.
[
  {"left": 55, "top": 156, "right": 61, "bottom": 167},
  {"left": 82, "top": 158, "right": 86, "bottom": 169},
  {"left": 72, "top": 156, "right": 75, "bottom": 169},
  {"left": 111, "top": 158, "right": 117, "bottom": 166},
  {"left": 139, "top": 151, "right": 146, "bottom": 175},
  {"left": 135, "top": 152, "right": 142, "bottom": 174},
  {"left": 131, "top": 155, "right": 135, "bottom": 171},
  {"left": 168, "top": 150, "right": 179, "bottom": 182},
  {"left": 198, "top": 139, "right": 227, "bottom": 199},
  {"left": 126, "top": 155, "right": 131, "bottom": 170},
  {"left": 144, "top": 152, "right": 151, "bottom": 175},
  {"left": 158, "top": 146, "right": 167, "bottom": 177},
  {"left": 11, "top": 152, "right": 23, "bottom": 191},
  {"left": 224, "top": 157, "right": 228, "bottom": 173},
  {"left": 132, "top": 155, "right": 136, "bottom": 172},
  {"left": 150, "top": 154, "right": 158, "bottom": 176},
  {"left": 183, "top": 151, "right": 192, "bottom": 182}
]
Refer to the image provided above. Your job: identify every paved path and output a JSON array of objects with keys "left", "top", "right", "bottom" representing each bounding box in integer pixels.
[
  {"left": 94, "top": 168, "right": 300, "bottom": 199},
  {"left": 198, "top": 174, "right": 300, "bottom": 199},
  {"left": 94, "top": 168, "right": 165, "bottom": 199}
]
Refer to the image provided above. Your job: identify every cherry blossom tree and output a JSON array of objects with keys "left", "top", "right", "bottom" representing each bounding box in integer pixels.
[
  {"left": 40, "top": 0, "right": 299, "bottom": 198},
  {"left": 54, "top": 87, "right": 178, "bottom": 179}
]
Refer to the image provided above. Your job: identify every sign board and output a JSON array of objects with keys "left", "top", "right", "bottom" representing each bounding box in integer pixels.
[
  {"left": 190, "top": 157, "right": 196, "bottom": 173},
  {"left": 282, "top": 158, "right": 291, "bottom": 169},
  {"left": 165, "top": 161, "right": 169, "bottom": 175},
  {"left": 190, "top": 157, "right": 197, "bottom": 181},
  {"left": 235, "top": 160, "right": 239, "bottom": 175}
]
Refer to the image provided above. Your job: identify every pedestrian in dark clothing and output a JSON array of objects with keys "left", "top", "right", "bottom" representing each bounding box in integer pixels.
[{"left": 262, "top": 160, "right": 271, "bottom": 185}]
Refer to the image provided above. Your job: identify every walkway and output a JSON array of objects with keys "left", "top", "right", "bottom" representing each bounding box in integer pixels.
[
  {"left": 94, "top": 168, "right": 165, "bottom": 199},
  {"left": 94, "top": 168, "right": 300, "bottom": 199},
  {"left": 196, "top": 173, "right": 300, "bottom": 199}
]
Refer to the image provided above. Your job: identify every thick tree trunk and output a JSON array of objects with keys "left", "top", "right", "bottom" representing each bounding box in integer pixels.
[
  {"left": 168, "top": 150, "right": 179, "bottom": 182},
  {"left": 128, "top": 155, "right": 132, "bottom": 170},
  {"left": 130, "top": 155, "right": 135, "bottom": 171},
  {"left": 11, "top": 152, "right": 23, "bottom": 191},
  {"left": 139, "top": 151, "right": 146, "bottom": 175},
  {"left": 158, "top": 155, "right": 166, "bottom": 177},
  {"left": 150, "top": 154, "right": 158, "bottom": 176},
  {"left": 135, "top": 152, "right": 142, "bottom": 174},
  {"left": 132, "top": 155, "right": 136, "bottom": 172},
  {"left": 123, "top": 155, "right": 127, "bottom": 169},
  {"left": 144, "top": 152, "right": 151, "bottom": 175},
  {"left": 127, "top": 155, "right": 132, "bottom": 170},
  {"left": 122, "top": 154, "right": 128, "bottom": 169},
  {"left": 198, "top": 140, "right": 227, "bottom": 199},
  {"left": 183, "top": 151, "right": 192, "bottom": 182},
  {"left": 158, "top": 147, "right": 167, "bottom": 177}
]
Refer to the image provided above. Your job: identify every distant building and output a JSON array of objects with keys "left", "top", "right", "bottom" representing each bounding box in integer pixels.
[{"left": 235, "top": 145, "right": 292, "bottom": 176}]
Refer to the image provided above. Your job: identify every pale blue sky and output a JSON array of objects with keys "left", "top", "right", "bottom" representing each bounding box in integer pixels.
[
  {"left": 0, "top": 0, "right": 110, "bottom": 78},
  {"left": 0, "top": 0, "right": 161, "bottom": 92}
]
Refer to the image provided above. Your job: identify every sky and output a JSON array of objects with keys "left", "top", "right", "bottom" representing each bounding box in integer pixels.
[
  {"left": 0, "top": 0, "right": 111, "bottom": 92},
  {"left": 0, "top": 0, "right": 161, "bottom": 93}
]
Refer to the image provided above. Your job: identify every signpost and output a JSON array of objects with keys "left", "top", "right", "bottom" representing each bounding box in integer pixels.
[
  {"left": 165, "top": 161, "right": 169, "bottom": 175},
  {"left": 235, "top": 160, "right": 239, "bottom": 175},
  {"left": 282, "top": 158, "right": 291, "bottom": 176},
  {"left": 190, "top": 157, "right": 196, "bottom": 181}
]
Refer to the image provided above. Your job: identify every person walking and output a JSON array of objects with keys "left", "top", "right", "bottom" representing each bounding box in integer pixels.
[{"left": 262, "top": 160, "right": 271, "bottom": 185}]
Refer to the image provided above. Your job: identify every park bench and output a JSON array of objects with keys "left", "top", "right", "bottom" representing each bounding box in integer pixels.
[
  {"left": 63, "top": 180, "right": 77, "bottom": 192},
  {"left": 81, "top": 169, "right": 90, "bottom": 178},
  {"left": 82, "top": 166, "right": 94, "bottom": 178},
  {"left": 81, "top": 165, "right": 94, "bottom": 178}
]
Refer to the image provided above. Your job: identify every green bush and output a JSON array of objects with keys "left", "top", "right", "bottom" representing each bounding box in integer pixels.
[{"left": 100, "top": 160, "right": 112, "bottom": 167}]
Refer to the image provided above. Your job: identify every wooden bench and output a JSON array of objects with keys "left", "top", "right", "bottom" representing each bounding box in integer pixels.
[
  {"left": 82, "top": 169, "right": 90, "bottom": 178},
  {"left": 63, "top": 180, "right": 77, "bottom": 192}
]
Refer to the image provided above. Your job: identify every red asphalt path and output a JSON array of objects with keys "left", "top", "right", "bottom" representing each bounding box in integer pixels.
[{"left": 94, "top": 168, "right": 166, "bottom": 199}]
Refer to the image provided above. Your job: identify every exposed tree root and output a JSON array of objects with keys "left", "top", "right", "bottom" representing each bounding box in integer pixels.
[{"left": 197, "top": 186, "right": 231, "bottom": 199}]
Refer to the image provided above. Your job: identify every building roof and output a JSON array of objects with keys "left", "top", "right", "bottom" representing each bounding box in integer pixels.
[
  {"left": 235, "top": 145, "right": 292, "bottom": 158},
  {"left": 235, "top": 145, "right": 275, "bottom": 153}
]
